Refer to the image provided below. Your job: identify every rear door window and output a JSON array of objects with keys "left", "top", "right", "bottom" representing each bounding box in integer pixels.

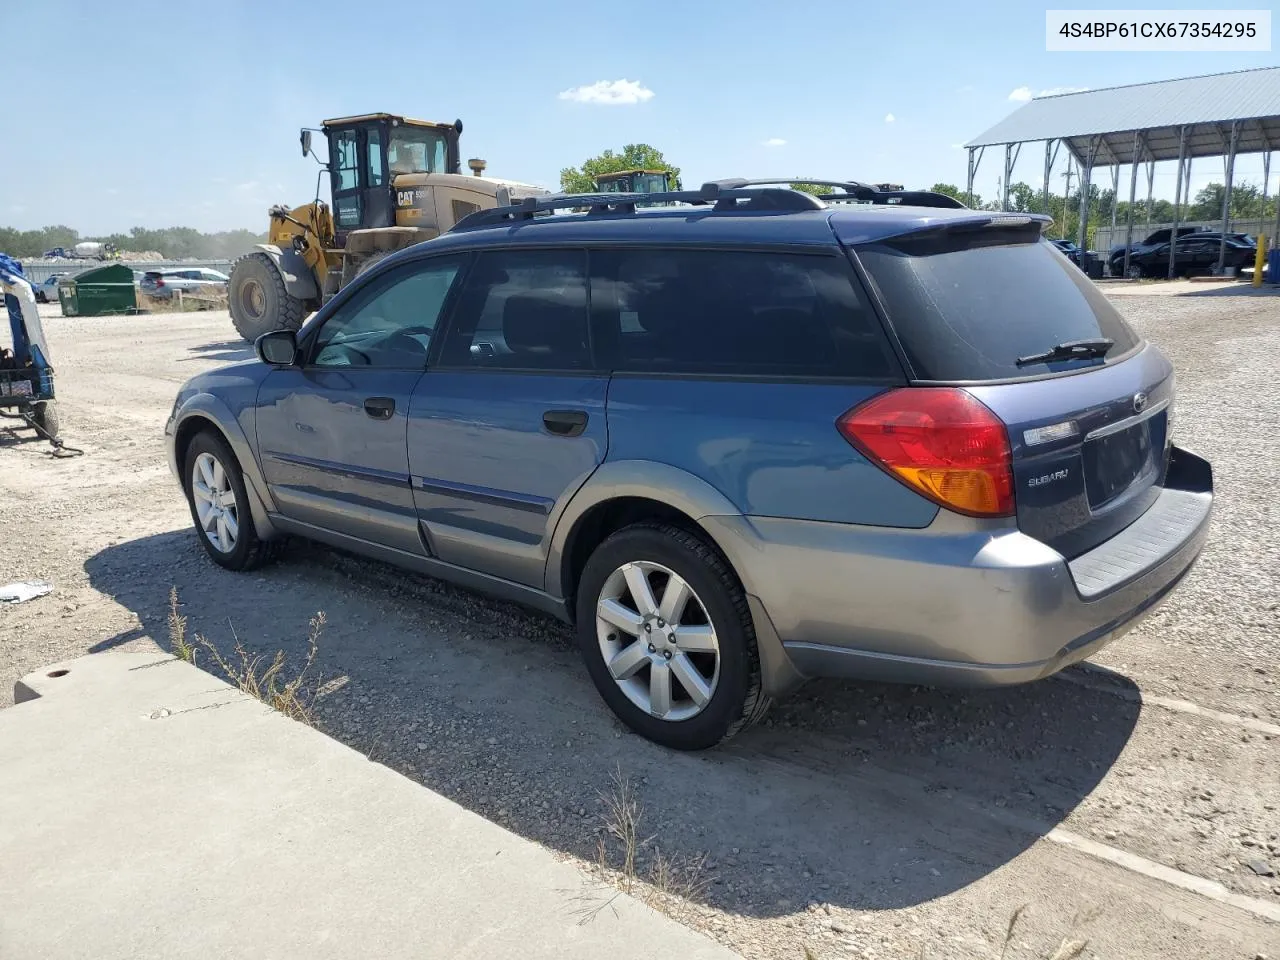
[
  {"left": 855, "top": 235, "right": 1141, "bottom": 382},
  {"left": 591, "top": 249, "right": 899, "bottom": 379}
]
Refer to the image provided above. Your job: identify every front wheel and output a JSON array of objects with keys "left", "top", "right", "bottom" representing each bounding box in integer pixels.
[
  {"left": 182, "top": 430, "right": 280, "bottom": 571},
  {"left": 575, "top": 523, "right": 771, "bottom": 750}
]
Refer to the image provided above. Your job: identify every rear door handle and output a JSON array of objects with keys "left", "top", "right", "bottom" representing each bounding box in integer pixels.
[
  {"left": 542, "top": 409, "right": 588, "bottom": 437},
  {"left": 364, "top": 397, "right": 395, "bottom": 420}
]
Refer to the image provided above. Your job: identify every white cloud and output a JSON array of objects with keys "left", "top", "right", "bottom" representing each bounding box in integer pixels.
[
  {"left": 1009, "top": 84, "right": 1089, "bottom": 102},
  {"left": 558, "top": 79, "right": 654, "bottom": 105},
  {"left": 762, "top": 137, "right": 787, "bottom": 147},
  {"left": 884, "top": 113, "right": 896, "bottom": 123},
  {"left": 234, "top": 180, "right": 259, "bottom": 192},
  {"left": 951, "top": 143, "right": 966, "bottom": 150}
]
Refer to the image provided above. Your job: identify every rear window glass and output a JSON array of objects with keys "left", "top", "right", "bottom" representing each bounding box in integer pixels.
[{"left": 856, "top": 237, "right": 1141, "bottom": 381}]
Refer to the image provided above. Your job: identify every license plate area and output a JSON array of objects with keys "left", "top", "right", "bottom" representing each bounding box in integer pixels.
[{"left": 1083, "top": 415, "right": 1161, "bottom": 508}]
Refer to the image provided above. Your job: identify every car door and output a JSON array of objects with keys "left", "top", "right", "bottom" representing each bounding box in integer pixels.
[
  {"left": 407, "top": 248, "right": 607, "bottom": 587},
  {"left": 256, "top": 255, "right": 467, "bottom": 556}
]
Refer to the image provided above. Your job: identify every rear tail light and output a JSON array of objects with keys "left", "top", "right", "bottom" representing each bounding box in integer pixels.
[
  {"left": 837, "top": 388, "right": 1015, "bottom": 518},
  {"left": 155, "top": 277, "right": 164, "bottom": 287}
]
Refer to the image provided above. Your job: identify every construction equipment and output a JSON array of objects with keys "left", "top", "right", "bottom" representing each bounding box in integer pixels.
[
  {"left": 227, "top": 112, "right": 549, "bottom": 343},
  {"left": 0, "top": 254, "right": 61, "bottom": 442},
  {"left": 593, "top": 169, "right": 676, "bottom": 195}
]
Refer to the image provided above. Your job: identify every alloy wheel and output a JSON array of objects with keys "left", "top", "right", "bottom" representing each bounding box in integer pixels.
[
  {"left": 595, "top": 560, "right": 721, "bottom": 721},
  {"left": 191, "top": 451, "right": 239, "bottom": 554}
]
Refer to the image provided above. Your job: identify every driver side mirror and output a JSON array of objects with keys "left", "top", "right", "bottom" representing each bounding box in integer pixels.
[
  {"left": 257, "top": 330, "right": 298, "bottom": 366},
  {"left": 300, "top": 129, "right": 312, "bottom": 157}
]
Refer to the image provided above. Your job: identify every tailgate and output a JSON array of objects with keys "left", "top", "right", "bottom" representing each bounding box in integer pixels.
[{"left": 852, "top": 221, "right": 1170, "bottom": 557}]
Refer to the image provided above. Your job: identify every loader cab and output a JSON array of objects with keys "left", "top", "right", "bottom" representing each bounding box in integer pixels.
[
  {"left": 594, "top": 169, "right": 674, "bottom": 194},
  {"left": 315, "top": 113, "right": 463, "bottom": 242}
]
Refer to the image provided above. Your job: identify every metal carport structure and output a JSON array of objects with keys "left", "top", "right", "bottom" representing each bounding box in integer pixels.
[{"left": 965, "top": 67, "right": 1280, "bottom": 278}]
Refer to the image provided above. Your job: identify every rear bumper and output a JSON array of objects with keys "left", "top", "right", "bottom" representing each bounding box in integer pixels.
[{"left": 705, "top": 445, "right": 1212, "bottom": 692}]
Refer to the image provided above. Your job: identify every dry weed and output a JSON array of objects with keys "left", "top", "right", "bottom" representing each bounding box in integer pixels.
[{"left": 167, "top": 587, "right": 326, "bottom": 725}]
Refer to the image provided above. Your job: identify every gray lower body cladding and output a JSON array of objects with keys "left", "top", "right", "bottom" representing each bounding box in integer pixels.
[{"left": 706, "top": 446, "right": 1213, "bottom": 690}]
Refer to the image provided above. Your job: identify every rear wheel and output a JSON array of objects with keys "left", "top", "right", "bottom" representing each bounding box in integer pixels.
[
  {"left": 228, "top": 252, "right": 307, "bottom": 344},
  {"left": 575, "top": 523, "right": 771, "bottom": 750}
]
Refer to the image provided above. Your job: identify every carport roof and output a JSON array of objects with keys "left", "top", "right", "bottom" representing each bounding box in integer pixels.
[{"left": 966, "top": 67, "right": 1280, "bottom": 164}]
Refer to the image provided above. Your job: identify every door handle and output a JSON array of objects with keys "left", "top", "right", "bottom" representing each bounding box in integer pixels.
[
  {"left": 364, "top": 397, "right": 395, "bottom": 420},
  {"left": 542, "top": 409, "right": 588, "bottom": 437}
]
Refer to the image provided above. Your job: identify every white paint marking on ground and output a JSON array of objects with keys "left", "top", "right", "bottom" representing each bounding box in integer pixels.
[
  {"left": 1055, "top": 669, "right": 1280, "bottom": 738},
  {"left": 1045, "top": 827, "right": 1280, "bottom": 925}
]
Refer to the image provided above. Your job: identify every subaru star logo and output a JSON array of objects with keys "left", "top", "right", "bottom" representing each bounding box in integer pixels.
[{"left": 1133, "top": 392, "right": 1148, "bottom": 413}]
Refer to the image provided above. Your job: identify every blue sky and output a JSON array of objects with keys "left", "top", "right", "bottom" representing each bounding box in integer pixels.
[{"left": 1, "top": 0, "right": 1275, "bottom": 234}]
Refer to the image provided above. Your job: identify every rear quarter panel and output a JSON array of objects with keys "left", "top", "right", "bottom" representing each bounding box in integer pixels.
[{"left": 603, "top": 378, "right": 939, "bottom": 527}]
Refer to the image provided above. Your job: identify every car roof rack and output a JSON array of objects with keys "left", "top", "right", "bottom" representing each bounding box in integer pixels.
[
  {"left": 705, "top": 178, "right": 968, "bottom": 209},
  {"left": 449, "top": 178, "right": 967, "bottom": 232},
  {"left": 450, "top": 182, "right": 828, "bottom": 231}
]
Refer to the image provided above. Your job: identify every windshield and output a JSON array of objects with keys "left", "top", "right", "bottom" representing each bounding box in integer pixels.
[
  {"left": 388, "top": 127, "right": 450, "bottom": 175},
  {"left": 633, "top": 173, "right": 669, "bottom": 193}
]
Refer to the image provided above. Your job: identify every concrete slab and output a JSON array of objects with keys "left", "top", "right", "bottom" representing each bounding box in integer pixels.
[{"left": 0, "top": 651, "right": 741, "bottom": 960}]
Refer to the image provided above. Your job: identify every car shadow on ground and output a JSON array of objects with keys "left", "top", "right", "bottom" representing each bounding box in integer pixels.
[
  {"left": 85, "top": 529, "right": 1142, "bottom": 919},
  {"left": 183, "top": 340, "right": 254, "bottom": 363}
]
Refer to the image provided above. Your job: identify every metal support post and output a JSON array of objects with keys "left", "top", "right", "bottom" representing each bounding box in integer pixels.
[
  {"left": 1216, "top": 121, "right": 1240, "bottom": 274},
  {"left": 1168, "top": 127, "right": 1188, "bottom": 280},
  {"left": 1075, "top": 136, "right": 1101, "bottom": 256},
  {"left": 1123, "top": 132, "right": 1142, "bottom": 278}
]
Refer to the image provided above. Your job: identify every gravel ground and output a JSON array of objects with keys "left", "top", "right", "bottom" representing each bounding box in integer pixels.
[{"left": 2, "top": 292, "right": 1278, "bottom": 960}]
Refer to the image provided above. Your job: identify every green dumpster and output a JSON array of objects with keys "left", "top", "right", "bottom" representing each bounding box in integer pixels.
[{"left": 58, "top": 264, "right": 137, "bottom": 316}]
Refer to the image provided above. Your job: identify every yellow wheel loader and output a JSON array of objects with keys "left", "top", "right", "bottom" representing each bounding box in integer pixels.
[{"left": 228, "top": 113, "right": 548, "bottom": 342}]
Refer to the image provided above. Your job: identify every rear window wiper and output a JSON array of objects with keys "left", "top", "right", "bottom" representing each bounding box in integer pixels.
[{"left": 1016, "top": 338, "right": 1114, "bottom": 366}]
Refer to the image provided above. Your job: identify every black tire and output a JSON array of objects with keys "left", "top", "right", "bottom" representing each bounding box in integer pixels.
[
  {"left": 29, "top": 400, "right": 58, "bottom": 440},
  {"left": 228, "top": 251, "right": 307, "bottom": 344},
  {"left": 182, "top": 430, "right": 282, "bottom": 571},
  {"left": 574, "top": 522, "right": 771, "bottom": 750}
]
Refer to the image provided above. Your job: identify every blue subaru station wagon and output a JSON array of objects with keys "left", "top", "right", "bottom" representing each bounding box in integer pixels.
[{"left": 165, "top": 180, "right": 1213, "bottom": 750}]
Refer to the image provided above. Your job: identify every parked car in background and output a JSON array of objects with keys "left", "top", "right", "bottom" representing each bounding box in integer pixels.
[
  {"left": 34, "top": 274, "right": 67, "bottom": 303},
  {"left": 140, "top": 268, "right": 230, "bottom": 300},
  {"left": 1125, "top": 235, "right": 1257, "bottom": 278},
  {"left": 165, "top": 183, "right": 1214, "bottom": 751},
  {"left": 1107, "top": 228, "right": 1258, "bottom": 277},
  {"left": 1049, "top": 239, "right": 1081, "bottom": 264}
]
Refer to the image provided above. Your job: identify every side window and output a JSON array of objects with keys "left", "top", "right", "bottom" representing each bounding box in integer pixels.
[
  {"left": 310, "top": 257, "right": 464, "bottom": 370},
  {"left": 367, "top": 128, "right": 384, "bottom": 187},
  {"left": 438, "top": 249, "right": 590, "bottom": 371},
  {"left": 593, "top": 249, "right": 898, "bottom": 378}
]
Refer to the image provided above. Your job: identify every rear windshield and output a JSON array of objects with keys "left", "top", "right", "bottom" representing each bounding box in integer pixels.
[{"left": 855, "top": 235, "right": 1141, "bottom": 381}]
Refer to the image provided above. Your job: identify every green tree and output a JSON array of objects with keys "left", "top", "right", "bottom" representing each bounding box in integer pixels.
[
  {"left": 789, "top": 182, "right": 832, "bottom": 196},
  {"left": 560, "top": 144, "right": 681, "bottom": 194}
]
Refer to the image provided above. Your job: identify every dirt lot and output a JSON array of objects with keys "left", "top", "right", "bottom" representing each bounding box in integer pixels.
[{"left": 2, "top": 289, "right": 1279, "bottom": 959}]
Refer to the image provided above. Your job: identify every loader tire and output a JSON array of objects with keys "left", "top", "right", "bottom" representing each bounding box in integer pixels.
[{"left": 229, "top": 252, "right": 307, "bottom": 344}]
